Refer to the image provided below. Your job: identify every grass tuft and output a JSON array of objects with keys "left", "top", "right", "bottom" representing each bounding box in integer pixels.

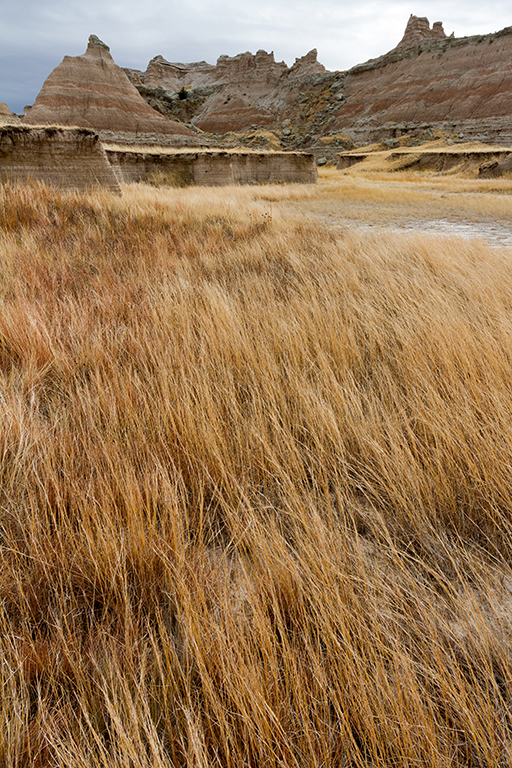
[{"left": 0, "top": 177, "right": 512, "bottom": 766}]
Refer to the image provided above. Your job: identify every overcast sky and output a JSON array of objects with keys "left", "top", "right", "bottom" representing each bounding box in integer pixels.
[{"left": 1, "top": 0, "right": 511, "bottom": 113}]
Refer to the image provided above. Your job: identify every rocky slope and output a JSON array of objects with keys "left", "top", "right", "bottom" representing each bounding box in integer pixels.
[
  {"left": 23, "top": 36, "right": 196, "bottom": 143},
  {"left": 125, "top": 15, "right": 512, "bottom": 148},
  {"left": 125, "top": 48, "right": 326, "bottom": 134}
]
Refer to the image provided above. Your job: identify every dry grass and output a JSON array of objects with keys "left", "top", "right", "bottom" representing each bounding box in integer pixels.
[
  {"left": 102, "top": 143, "right": 288, "bottom": 155},
  {"left": 341, "top": 139, "right": 512, "bottom": 156},
  {"left": 275, "top": 167, "right": 512, "bottom": 231},
  {"left": 1, "top": 178, "right": 512, "bottom": 767},
  {"left": 336, "top": 140, "right": 512, "bottom": 175}
]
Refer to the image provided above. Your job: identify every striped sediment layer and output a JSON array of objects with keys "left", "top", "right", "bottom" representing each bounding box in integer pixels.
[
  {"left": 105, "top": 148, "right": 318, "bottom": 185},
  {"left": 337, "top": 145, "right": 512, "bottom": 174},
  {"left": 0, "top": 125, "right": 121, "bottom": 193},
  {"left": 23, "top": 35, "right": 194, "bottom": 139}
]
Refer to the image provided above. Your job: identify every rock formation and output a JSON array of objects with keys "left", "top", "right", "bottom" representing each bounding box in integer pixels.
[
  {"left": 125, "top": 48, "right": 325, "bottom": 133},
  {"left": 395, "top": 15, "right": 451, "bottom": 49},
  {"left": 328, "top": 21, "right": 512, "bottom": 146},
  {"left": 124, "top": 16, "right": 512, "bottom": 148},
  {"left": 479, "top": 154, "right": 512, "bottom": 178},
  {"left": 0, "top": 125, "right": 121, "bottom": 193},
  {"left": 337, "top": 146, "right": 512, "bottom": 174},
  {"left": 23, "top": 35, "right": 195, "bottom": 141},
  {"left": 105, "top": 148, "right": 317, "bottom": 186},
  {"left": 17, "top": 16, "right": 512, "bottom": 150},
  {"left": 0, "top": 103, "right": 19, "bottom": 126},
  {"left": 289, "top": 49, "right": 326, "bottom": 76}
]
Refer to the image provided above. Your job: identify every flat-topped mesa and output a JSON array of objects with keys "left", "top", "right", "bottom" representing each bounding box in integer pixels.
[
  {"left": 23, "top": 35, "right": 194, "bottom": 138},
  {"left": 105, "top": 148, "right": 318, "bottom": 186},
  {"left": 396, "top": 14, "right": 453, "bottom": 49}
]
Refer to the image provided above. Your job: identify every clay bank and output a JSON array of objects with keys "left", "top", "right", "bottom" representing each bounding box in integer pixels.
[{"left": 105, "top": 148, "right": 317, "bottom": 186}]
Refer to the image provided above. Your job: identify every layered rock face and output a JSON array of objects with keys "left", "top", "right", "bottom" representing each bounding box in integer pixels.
[
  {"left": 106, "top": 149, "right": 317, "bottom": 185},
  {"left": 23, "top": 36, "right": 194, "bottom": 139},
  {"left": 125, "top": 16, "right": 512, "bottom": 148},
  {"left": 332, "top": 22, "right": 512, "bottom": 145},
  {"left": 479, "top": 154, "right": 512, "bottom": 177},
  {"left": 337, "top": 147, "right": 512, "bottom": 174},
  {"left": 0, "top": 125, "right": 121, "bottom": 193},
  {"left": 0, "top": 103, "right": 17, "bottom": 125},
  {"left": 127, "top": 57, "right": 217, "bottom": 91},
  {"left": 125, "top": 48, "right": 325, "bottom": 133}
]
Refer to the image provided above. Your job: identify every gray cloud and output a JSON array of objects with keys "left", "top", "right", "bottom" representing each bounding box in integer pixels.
[{"left": 2, "top": 0, "right": 511, "bottom": 112}]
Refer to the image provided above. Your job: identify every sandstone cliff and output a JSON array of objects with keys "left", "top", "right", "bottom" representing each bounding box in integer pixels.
[
  {"left": 105, "top": 148, "right": 317, "bottom": 186},
  {"left": 23, "top": 36, "right": 195, "bottom": 140}
]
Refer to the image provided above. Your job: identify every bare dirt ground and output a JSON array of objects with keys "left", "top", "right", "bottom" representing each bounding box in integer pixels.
[{"left": 279, "top": 168, "right": 512, "bottom": 248}]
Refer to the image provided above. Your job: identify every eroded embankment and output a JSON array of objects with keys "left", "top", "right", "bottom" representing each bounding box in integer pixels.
[
  {"left": 105, "top": 147, "right": 317, "bottom": 185},
  {"left": 0, "top": 124, "right": 120, "bottom": 192}
]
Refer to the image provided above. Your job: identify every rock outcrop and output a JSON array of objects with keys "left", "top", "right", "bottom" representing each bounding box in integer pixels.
[
  {"left": 337, "top": 146, "right": 512, "bottom": 174},
  {"left": 125, "top": 48, "right": 326, "bottom": 133},
  {"left": 479, "top": 154, "right": 512, "bottom": 177},
  {"left": 289, "top": 49, "right": 326, "bottom": 76},
  {"left": 329, "top": 22, "right": 512, "bottom": 146},
  {"left": 106, "top": 148, "right": 317, "bottom": 186},
  {"left": 125, "top": 16, "right": 512, "bottom": 148},
  {"left": 23, "top": 35, "right": 194, "bottom": 140},
  {"left": 395, "top": 15, "right": 451, "bottom": 49},
  {"left": 0, "top": 103, "right": 19, "bottom": 126},
  {"left": 0, "top": 125, "right": 121, "bottom": 193},
  {"left": 18, "top": 16, "right": 512, "bottom": 150}
]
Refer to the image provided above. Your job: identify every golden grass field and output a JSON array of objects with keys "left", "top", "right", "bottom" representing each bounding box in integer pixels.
[{"left": 1, "top": 169, "right": 512, "bottom": 767}]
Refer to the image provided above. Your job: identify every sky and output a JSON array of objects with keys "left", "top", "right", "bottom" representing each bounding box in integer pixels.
[{"left": 1, "top": 0, "right": 511, "bottom": 113}]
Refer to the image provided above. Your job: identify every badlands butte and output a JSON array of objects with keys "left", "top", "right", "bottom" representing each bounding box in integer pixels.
[
  {"left": 3, "top": 13, "right": 512, "bottom": 188},
  {"left": 10, "top": 13, "right": 512, "bottom": 153},
  {"left": 122, "top": 13, "right": 512, "bottom": 150}
]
